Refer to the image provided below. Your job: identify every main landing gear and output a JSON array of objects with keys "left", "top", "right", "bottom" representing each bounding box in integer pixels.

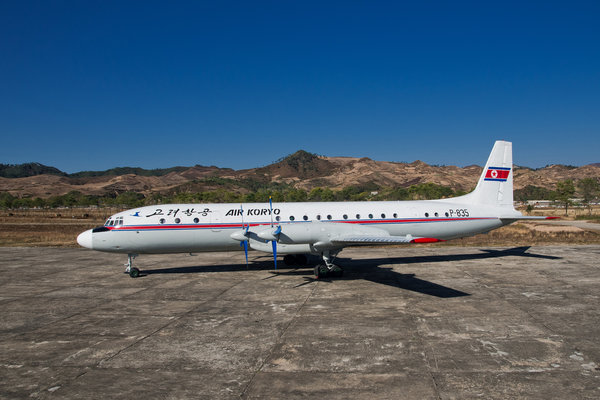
[
  {"left": 313, "top": 250, "right": 343, "bottom": 279},
  {"left": 124, "top": 253, "right": 140, "bottom": 278}
]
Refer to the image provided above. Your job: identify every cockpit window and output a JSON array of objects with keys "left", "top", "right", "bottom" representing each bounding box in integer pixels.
[{"left": 107, "top": 217, "right": 124, "bottom": 226}]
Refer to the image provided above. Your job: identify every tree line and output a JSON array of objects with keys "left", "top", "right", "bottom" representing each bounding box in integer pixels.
[
  {"left": 2, "top": 179, "right": 597, "bottom": 212},
  {"left": 1, "top": 182, "right": 465, "bottom": 209},
  {"left": 516, "top": 178, "right": 600, "bottom": 215}
]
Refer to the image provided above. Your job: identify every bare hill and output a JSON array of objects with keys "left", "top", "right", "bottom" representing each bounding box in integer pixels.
[{"left": 1, "top": 152, "right": 599, "bottom": 198}]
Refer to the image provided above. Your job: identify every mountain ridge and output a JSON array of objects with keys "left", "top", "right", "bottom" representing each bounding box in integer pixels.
[{"left": 1, "top": 151, "right": 599, "bottom": 199}]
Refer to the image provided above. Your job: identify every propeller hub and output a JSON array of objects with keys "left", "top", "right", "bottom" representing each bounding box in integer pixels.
[
  {"left": 230, "top": 230, "right": 248, "bottom": 241},
  {"left": 257, "top": 226, "right": 281, "bottom": 241}
]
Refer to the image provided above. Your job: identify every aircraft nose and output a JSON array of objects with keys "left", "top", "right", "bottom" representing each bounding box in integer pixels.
[{"left": 77, "top": 229, "right": 93, "bottom": 249}]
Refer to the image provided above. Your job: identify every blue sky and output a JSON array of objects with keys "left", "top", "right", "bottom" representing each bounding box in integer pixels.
[{"left": 1, "top": 1, "right": 599, "bottom": 173}]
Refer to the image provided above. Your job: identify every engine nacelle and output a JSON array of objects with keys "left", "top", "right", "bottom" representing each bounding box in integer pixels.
[{"left": 258, "top": 222, "right": 389, "bottom": 247}]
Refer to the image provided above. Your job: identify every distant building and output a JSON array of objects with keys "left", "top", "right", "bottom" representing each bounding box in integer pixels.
[
  {"left": 525, "top": 200, "right": 554, "bottom": 208},
  {"left": 524, "top": 199, "right": 585, "bottom": 208}
]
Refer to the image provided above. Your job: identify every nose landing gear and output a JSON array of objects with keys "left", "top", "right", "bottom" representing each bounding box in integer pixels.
[{"left": 125, "top": 253, "right": 140, "bottom": 278}]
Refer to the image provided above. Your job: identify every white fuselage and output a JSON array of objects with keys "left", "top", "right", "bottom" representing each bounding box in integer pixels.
[{"left": 79, "top": 199, "right": 516, "bottom": 255}]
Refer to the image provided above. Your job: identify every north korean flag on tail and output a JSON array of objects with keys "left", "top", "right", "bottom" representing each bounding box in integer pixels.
[{"left": 484, "top": 166, "right": 511, "bottom": 182}]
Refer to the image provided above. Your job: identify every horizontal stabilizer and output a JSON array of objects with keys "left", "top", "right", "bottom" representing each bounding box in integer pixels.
[{"left": 499, "top": 216, "right": 560, "bottom": 222}]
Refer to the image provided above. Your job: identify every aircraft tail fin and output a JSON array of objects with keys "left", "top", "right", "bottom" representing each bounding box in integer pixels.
[{"left": 455, "top": 140, "right": 514, "bottom": 208}]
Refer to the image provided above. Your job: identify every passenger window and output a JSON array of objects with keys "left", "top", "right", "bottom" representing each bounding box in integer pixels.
[
  {"left": 276, "top": 216, "right": 281, "bottom": 221},
  {"left": 393, "top": 213, "right": 398, "bottom": 218},
  {"left": 303, "top": 215, "right": 308, "bottom": 221},
  {"left": 343, "top": 214, "right": 348, "bottom": 219},
  {"left": 159, "top": 218, "right": 166, "bottom": 224},
  {"left": 316, "top": 215, "right": 321, "bottom": 220},
  {"left": 290, "top": 216, "right": 295, "bottom": 221},
  {"left": 193, "top": 218, "right": 199, "bottom": 223},
  {"left": 175, "top": 218, "right": 181, "bottom": 224},
  {"left": 381, "top": 213, "right": 386, "bottom": 219},
  {"left": 327, "top": 215, "right": 332, "bottom": 220},
  {"left": 425, "top": 213, "right": 429, "bottom": 217},
  {"left": 356, "top": 214, "right": 361, "bottom": 219},
  {"left": 434, "top": 212, "right": 439, "bottom": 217},
  {"left": 445, "top": 212, "right": 449, "bottom": 217},
  {"left": 368, "top": 214, "right": 373, "bottom": 219}
]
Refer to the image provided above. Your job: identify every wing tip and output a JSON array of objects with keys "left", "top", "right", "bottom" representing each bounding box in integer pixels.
[{"left": 410, "top": 238, "right": 445, "bottom": 243}]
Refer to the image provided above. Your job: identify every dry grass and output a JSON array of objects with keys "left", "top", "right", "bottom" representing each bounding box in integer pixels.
[
  {"left": 519, "top": 205, "right": 600, "bottom": 219},
  {"left": 0, "top": 208, "right": 115, "bottom": 247},
  {"left": 1, "top": 207, "right": 599, "bottom": 248},
  {"left": 434, "top": 222, "right": 600, "bottom": 247}
]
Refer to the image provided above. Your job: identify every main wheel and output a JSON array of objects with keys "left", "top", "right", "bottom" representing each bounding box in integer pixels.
[
  {"left": 314, "top": 264, "right": 328, "bottom": 279},
  {"left": 129, "top": 267, "right": 140, "bottom": 278}
]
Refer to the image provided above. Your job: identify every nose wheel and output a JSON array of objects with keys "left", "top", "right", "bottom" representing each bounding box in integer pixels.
[{"left": 125, "top": 254, "right": 140, "bottom": 278}]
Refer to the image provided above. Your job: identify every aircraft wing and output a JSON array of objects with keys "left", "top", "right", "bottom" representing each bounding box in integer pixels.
[
  {"left": 332, "top": 235, "right": 442, "bottom": 245},
  {"left": 254, "top": 222, "right": 443, "bottom": 251}
]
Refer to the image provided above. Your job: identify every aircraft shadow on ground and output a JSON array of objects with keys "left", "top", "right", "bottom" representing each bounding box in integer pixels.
[
  {"left": 377, "top": 246, "right": 561, "bottom": 265},
  {"left": 143, "top": 246, "right": 559, "bottom": 298}
]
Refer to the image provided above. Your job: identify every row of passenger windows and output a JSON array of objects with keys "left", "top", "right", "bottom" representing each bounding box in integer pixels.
[
  {"left": 155, "top": 212, "right": 449, "bottom": 224},
  {"left": 281, "top": 212, "right": 448, "bottom": 221},
  {"left": 285, "top": 213, "right": 398, "bottom": 221},
  {"left": 158, "top": 217, "right": 201, "bottom": 224},
  {"left": 425, "top": 212, "right": 450, "bottom": 218}
]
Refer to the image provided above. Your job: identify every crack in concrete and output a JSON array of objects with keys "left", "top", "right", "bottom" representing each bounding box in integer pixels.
[{"left": 240, "top": 274, "right": 319, "bottom": 398}]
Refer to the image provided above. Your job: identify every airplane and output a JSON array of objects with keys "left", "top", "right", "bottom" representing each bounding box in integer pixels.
[{"left": 77, "top": 141, "right": 555, "bottom": 278}]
